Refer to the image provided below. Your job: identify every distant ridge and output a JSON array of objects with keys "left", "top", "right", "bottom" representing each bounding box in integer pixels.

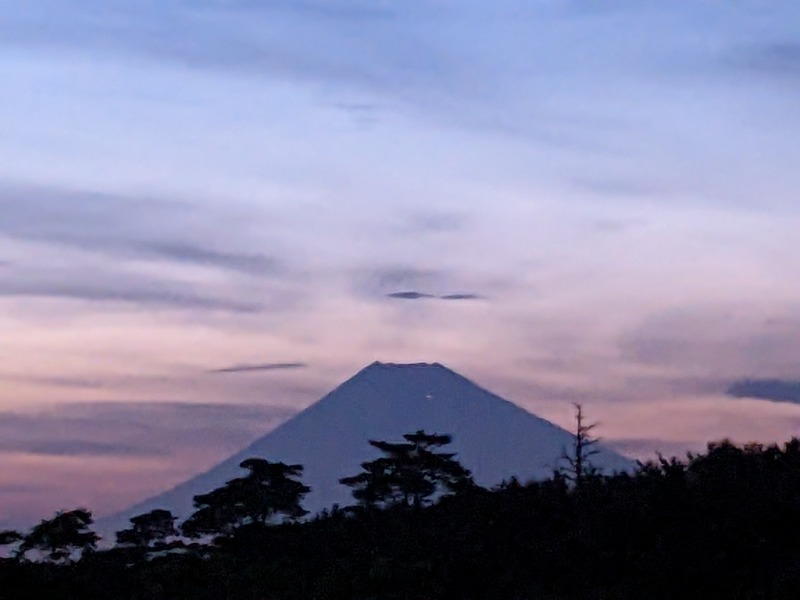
[{"left": 103, "top": 362, "right": 633, "bottom": 534}]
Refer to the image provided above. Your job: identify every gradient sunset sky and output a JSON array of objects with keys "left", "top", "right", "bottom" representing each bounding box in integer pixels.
[{"left": 1, "top": 0, "right": 799, "bottom": 526}]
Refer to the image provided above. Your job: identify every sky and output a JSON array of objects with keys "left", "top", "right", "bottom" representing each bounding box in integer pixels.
[{"left": 1, "top": 0, "right": 799, "bottom": 526}]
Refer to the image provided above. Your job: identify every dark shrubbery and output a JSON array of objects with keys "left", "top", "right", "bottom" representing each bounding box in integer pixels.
[{"left": 4, "top": 434, "right": 800, "bottom": 599}]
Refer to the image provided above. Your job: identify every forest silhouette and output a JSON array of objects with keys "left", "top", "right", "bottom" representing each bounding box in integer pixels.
[{"left": 1, "top": 419, "right": 799, "bottom": 599}]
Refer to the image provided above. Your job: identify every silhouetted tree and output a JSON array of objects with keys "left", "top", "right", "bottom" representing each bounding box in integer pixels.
[
  {"left": 17, "top": 508, "right": 99, "bottom": 563},
  {"left": 0, "top": 530, "right": 22, "bottom": 546},
  {"left": 340, "top": 430, "right": 474, "bottom": 509},
  {"left": 116, "top": 509, "right": 178, "bottom": 549},
  {"left": 0, "top": 529, "right": 22, "bottom": 560},
  {"left": 561, "top": 403, "right": 601, "bottom": 486},
  {"left": 182, "top": 458, "right": 310, "bottom": 539}
]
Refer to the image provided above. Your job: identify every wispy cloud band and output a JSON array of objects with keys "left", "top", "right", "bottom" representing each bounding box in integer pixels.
[{"left": 210, "top": 362, "right": 308, "bottom": 374}]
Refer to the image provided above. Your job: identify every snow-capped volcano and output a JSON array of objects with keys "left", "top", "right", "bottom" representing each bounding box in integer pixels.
[{"left": 107, "top": 362, "right": 633, "bottom": 531}]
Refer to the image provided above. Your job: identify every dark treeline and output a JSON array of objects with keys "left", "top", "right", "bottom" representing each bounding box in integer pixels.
[{"left": 3, "top": 428, "right": 800, "bottom": 599}]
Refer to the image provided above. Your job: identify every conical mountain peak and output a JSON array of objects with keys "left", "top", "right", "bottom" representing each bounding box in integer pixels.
[
  {"left": 105, "top": 362, "right": 634, "bottom": 534},
  {"left": 360, "top": 361, "right": 449, "bottom": 373}
]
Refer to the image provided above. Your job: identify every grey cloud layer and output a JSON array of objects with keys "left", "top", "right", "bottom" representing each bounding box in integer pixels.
[
  {"left": 617, "top": 307, "right": 800, "bottom": 406},
  {"left": 620, "top": 308, "right": 800, "bottom": 374},
  {"left": 0, "top": 277, "right": 262, "bottom": 313},
  {"left": 0, "top": 402, "right": 297, "bottom": 459},
  {"left": 727, "top": 379, "right": 800, "bottom": 404},
  {"left": 7, "top": 0, "right": 788, "bottom": 147},
  {"left": 136, "top": 243, "right": 279, "bottom": 276},
  {"left": 0, "top": 1, "right": 451, "bottom": 98},
  {"left": 3, "top": 1, "right": 798, "bottom": 225},
  {"left": 735, "top": 41, "right": 800, "bottom": 79},
  {"left": 0, "top": 184, "right": 294, "bottom": 313},
  {"left": 0, "top": 185, "right": 279, "bottom": 276}
]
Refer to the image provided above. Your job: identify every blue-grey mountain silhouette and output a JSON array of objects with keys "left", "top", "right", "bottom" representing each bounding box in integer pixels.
[{"left": 105, "top": 362, "right": 633, "bottom": 533}]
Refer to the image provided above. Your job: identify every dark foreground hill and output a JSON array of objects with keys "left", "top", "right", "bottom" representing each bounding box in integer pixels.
[{"left": 4, "top": 439, "right": 800, "bottom": 599}]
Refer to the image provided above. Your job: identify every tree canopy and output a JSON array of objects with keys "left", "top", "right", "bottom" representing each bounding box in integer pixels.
[
  {"left": 181, "top": 458, "right": 310, "bottom": 539},
  {"left": 17, "top": 508, "right": 98, "bottom": 564},
  {"left": 116, "top": 509, "right": 178, "bottom": 549},
  {"left": 5, "top": 433, "right": 800, "bottom": 598},
  {"left": 339, "top": 430, "right": 474, "bottom": 509}
]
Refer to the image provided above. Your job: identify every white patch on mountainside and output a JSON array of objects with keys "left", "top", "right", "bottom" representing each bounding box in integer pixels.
[{"left": 101, "top": 362, "right": 633, "bottom": 536}]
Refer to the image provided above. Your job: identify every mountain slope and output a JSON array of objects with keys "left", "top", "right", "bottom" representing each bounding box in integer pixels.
[{"left": 106, "top": 362, "right": 633, "bottom": 533}]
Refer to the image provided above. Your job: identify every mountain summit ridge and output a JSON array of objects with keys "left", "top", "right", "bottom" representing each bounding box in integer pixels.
[{"left": 103, "top": 361, "right": 633, "bottom": 534}]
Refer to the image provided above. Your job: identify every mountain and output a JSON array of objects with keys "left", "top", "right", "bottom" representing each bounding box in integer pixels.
[{"left": 104, "top": 362, "right": 633, "bottom": 534}]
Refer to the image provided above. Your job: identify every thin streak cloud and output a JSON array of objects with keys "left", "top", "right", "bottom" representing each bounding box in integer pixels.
[
  {"left": 440, "top": 293, "right": 483, "bottom": 301},
  {"left": 0, "top": 278, "right": 263, "bottom": 313},
  {"left": 210, "top": 362, "right": 308, "bottom": 374},
  {"left": 386, "top": 291, "right": 483, "bottom": 301},
  {"left": 386, "top": 291, "right": 435, "bottom": 300}
]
